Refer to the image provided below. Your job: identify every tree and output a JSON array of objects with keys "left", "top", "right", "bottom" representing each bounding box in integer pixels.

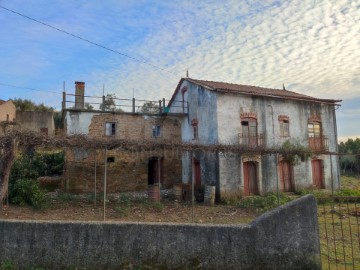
[
  {"left": 338, "top": 138, "right": 360, "bottom": 174},
  {"left": 138, "top": 101, "right": 160, "bottom": 114},
  {"left": 12, "top": 98, "right": 54, "bottom": 112},
  {"left": 84, "top": 102, "right": 94, "bottom": 110},
  {"left": 99, "top": 93, "right": 116, "bottom": 111},
  {"left": 53, "top": 111, "right": 63, "bottom": 129}
]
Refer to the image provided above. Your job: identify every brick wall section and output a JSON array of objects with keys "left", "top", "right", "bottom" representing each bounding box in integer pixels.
[
  {"left": 88, "top": 114, "right": 181, "bottom": 141},
  {"left": 64, "top": 114, "right": 182, "bottom": 193}
]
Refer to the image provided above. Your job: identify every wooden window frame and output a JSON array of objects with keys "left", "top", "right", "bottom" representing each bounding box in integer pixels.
[
  {"left": 152, "top": 125, "right": 161, "bottom": 138},
  {"left": 105, "top": 122, "right": 116, "bottom": 136}
]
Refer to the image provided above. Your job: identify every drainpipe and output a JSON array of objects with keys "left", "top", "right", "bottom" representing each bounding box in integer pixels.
[
  {"left": 268, "top": 104, "right": 279, "bottom": 205},
  {"left": 332, "top": 104, "right": 341, "bottom": 189}
]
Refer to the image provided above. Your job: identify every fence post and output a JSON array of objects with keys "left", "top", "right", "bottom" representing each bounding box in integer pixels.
[
  {"left": 158, "top": 100, "right": 162, "bottom": 114},
  {"left": 94, "top": 149, "right": 97, "bottom": 207},
  {"left": 132, "top": 98, "right": 135, "bottom": 113},
  {"left": 62, "top": 92, "right": 66, "bottom": 110},
  {"left": 103, "top": 147, "right": 107, "bottom": 221},
  {"left": 102, "top": 96, "right": 105, "bottom": 112}
]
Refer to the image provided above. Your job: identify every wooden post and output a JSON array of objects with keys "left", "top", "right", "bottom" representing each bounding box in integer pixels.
[
  {"left": 158, "top": 100, "right": 162, "bottom": 114},
  {"left": 62, "top": 91, "right": 66, "bottom": 110},
  {"left": 102, "top": 96, "right": 106, "bottom": 112},
  {"left": 158, "top": 157, "right": 161, "bottom": 202},
  {"left": 0, "top": 139, "right": 16, "bottom": 205},
  {"left": 132, "top": 98, "right": 135, "bottom": 113},
  {"left": 191, "top": 151, "right": 194, "bottom": 222},
  {"left": 94, "top": 149, "right": 97, "bottom": 207},
  {"left": 103, "top": 147, "right": 107, "bottom": 221}
]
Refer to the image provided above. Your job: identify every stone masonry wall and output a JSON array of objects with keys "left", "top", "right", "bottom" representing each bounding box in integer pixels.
[
  {"left": 63, "top": 114, "right": 182, "bottom": 193},
  {"left": 0, "top": 195, "right": 321, "bottom": 270}
]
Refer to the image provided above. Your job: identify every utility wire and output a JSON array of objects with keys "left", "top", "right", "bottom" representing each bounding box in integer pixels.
[
  {"left": 0, "top": 83, "right": 61, "bottom": 94},
  {"left": 0, "top": 5, "right": 181, "bottom": 77}
]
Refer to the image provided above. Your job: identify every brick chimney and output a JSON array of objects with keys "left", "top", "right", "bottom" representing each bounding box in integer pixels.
[{"left": 75, "top": 81, "right": 85, "bottom": 109}]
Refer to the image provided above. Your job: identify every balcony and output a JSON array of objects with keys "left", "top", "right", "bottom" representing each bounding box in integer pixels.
[
  {"left": 308, "top": 135, "right": 329, "bottom": 152},
  {"left": 238, "top": 133, "right": 264, "bottom": 148}
]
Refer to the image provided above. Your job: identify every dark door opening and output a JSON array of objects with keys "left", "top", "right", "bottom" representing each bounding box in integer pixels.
[{"left": 148, "top": 157, "right": 163, "bottom": 185}]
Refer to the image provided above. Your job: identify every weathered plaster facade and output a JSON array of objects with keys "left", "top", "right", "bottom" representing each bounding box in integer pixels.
[
  {"left": 168, "top": 78, "right": 340, "bottom": 198},
  {"left": 16, "top": 111, "right": 55, "bottom": 135}
]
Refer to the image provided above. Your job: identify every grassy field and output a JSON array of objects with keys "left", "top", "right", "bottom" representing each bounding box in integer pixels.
[{"left": 318, "top": 175, "right": 360, "bottom": 270}]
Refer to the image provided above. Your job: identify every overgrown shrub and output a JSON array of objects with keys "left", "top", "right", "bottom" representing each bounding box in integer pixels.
[
  {"left": 235, "top": 193, "right": 292, "bottom": 212},
  {"left": 10, "top": 150, "right": 64, "bottom": 182},
  {"left": 8, "top": 150, "right": 64, "bottom": 208},
  {"left": 0, "top": 260, "right": 15, "bottom": 270},
  {"left": 9, "top": 179, "right": 48, "bottom": 209},
  {"left": 334, "top": 188, "right": 360, "bottom": 197}
]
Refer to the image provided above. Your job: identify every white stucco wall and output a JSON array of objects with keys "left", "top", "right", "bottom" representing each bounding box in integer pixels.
[
  {"left": 65, "top": 111, "right": 99, "bottom": 135},
  {"left": 216, "top": 92, "right": 339, "bottom": 193}
]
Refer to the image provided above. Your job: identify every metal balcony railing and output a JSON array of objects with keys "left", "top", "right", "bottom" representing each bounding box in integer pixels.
[
  {"left": 308, "top": 135, "right": 329, "bottom": 152},
  {"left": 238, "top": 133, "right": 264, "bottom": 148}
]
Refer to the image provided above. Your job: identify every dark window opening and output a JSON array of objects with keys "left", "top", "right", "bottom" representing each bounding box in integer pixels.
[{"left": 107, "top": 157, "right": 115, "bottom": 163}]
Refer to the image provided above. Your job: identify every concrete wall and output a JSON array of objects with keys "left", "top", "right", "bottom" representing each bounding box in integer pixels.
[
  {"left": 16, "top": 111, "right": 55, "bottom": 135},
  {"left": 0, "top": 195, "right": 321, "bottom": 270}
]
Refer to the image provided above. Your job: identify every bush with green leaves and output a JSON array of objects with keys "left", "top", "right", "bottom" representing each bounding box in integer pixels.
[
  {"left": 8, "top": 150, "right": 63, "bottom": 208},
  {"left": 9, "top": 179, "right": 47, "bottom": 209},
  {"left": 0, "top": 260, "right": 16, "bottom": 270},
  {"left": 236, "top": 193, "right": 292, "bottom": 212}
]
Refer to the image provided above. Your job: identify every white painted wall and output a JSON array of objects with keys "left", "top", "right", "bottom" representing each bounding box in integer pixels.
[
  {"left": 216, "top": 92, "right": 339, "bottom": 193},
  {"left": 65, "top": 111, "right": 99, "bottom": 135}
]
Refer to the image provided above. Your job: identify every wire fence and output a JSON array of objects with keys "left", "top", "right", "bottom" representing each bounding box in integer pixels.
[{"left": 318, "top": 196, "right": 360, "bottom": 270}]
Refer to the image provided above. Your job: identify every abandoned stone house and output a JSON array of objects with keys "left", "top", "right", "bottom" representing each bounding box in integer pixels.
[
  {"left": 62, "top": 82, "right": 183, "bottom": 193},
  {"left": 62, "top": 78, "right": 341, "bottom": 198},
  {"left": 0, "top": 99, "right": 16, "bottom": 135},
  {"left": 0, "top": 99, "right": 55, "bottom": 136},
  {"left": 167, "top": 78, "right": 341, "bottom": 198}
]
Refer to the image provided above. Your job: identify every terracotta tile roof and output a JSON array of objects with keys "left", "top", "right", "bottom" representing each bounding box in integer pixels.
[{"left": 186, "top": 78, "right": 341, "bottom": 103}]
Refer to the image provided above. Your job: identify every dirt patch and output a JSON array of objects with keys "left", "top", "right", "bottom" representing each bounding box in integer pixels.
[{"left": 0, "top": 195, "right": 256, "bottom": 224}]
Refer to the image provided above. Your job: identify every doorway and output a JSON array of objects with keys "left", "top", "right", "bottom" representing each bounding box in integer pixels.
[
  {"left": 279, "top": 160, "right": 294, "bottom": 192},
  {"left": 243, "top": 161, "right": 259, "bottom": 196},
  {"left": 148, "top": 157, "right": 163, "bottom": 185},
  {"left": 312, "top": 159, "right": 324, "bottom": 189}
]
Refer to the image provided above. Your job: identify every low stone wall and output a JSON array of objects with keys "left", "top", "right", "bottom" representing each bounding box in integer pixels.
[{"left": 0, "top": 195, "right": 321, "bottom": 270}]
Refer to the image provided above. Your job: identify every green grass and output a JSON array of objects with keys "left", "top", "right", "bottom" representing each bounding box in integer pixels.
[
  {"left": 318, "top": 201, "right": 360, "bottom": 270},
  {"left": 317, "top": 175, "right": 360, "bottom": 269},
  {"left": 340, "top": 175, "right": 360, "bottom": 190}
]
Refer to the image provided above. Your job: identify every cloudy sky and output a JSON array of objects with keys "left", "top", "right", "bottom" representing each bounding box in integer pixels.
[{"left": 0, "top": 0, "right": 359, "bottom": 141}]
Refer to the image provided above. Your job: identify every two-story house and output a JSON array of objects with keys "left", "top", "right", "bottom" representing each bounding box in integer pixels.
[
  {"left": 62, "top": 82, "right": 183, "bottom": 193},
  {"left": 167, "top": 78, "right": 341, "bottom": 198}
]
